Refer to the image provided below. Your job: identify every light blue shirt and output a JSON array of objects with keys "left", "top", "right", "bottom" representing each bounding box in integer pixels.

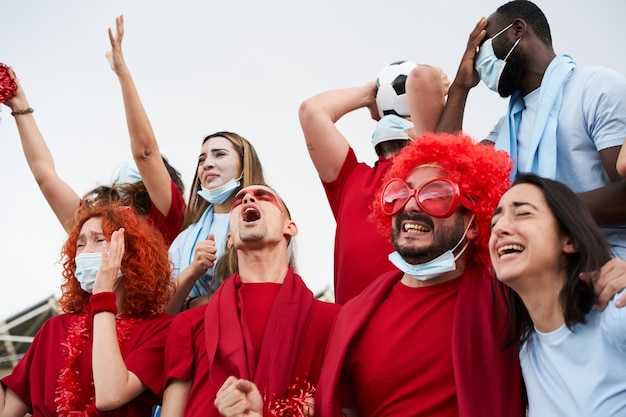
[
  {"left": 488, "top": 64, "right": 626, "bottom": 259},
  {"left": 168, "top": 207, "right": 229, "bottom": 298},
  {"left": 521, "top": 290, "right": 626, "bottom": 416}
]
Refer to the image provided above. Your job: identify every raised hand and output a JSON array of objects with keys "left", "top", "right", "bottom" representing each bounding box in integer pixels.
[
  {"left": 191, "top": 233, "right": 218, "bottom": 276},
  {"left": 106, "top": 15, "right": 127, "bottom": 75}
]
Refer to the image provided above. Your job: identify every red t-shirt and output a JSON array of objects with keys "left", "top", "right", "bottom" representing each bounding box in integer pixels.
[
  {"left": 345, "top": 278, "right": 460, "bottom": 417},
  {"left": 323, "top": 148, "right": 395, "bottom": 304},
  {"left": 238, "top": 282, "right": 282, "bottom": 364},
  {"left": 146, "top": 179, "right": 186, "bottom": 246},
  {"left": 316, "top": 264, "right": 526, "bottom": 417},
  {"left": 2, "top": 313, "right": 172, "bottom": 417},
  {"left": 165, "top": 281, "right": 340, "bottom": 417}
]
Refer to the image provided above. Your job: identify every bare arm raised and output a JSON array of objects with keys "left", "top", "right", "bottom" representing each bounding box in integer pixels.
[
  {"left": 436, "top": 17, "right": 487, "bottom": 133},
  {"left": 107, "top": 15, "right": 174, "bottom": 217},
  {"left": 298, "top": 82, "right": 378, "bottom": 183},
  {"left": 406, "top": 64, "right": 449, "bottom": 136},
  {"left": 4, "top": 69, "right": 82, "bottom": 231}
]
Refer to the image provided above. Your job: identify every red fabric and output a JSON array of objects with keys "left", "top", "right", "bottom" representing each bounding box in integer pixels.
[
  {"left": 238, "top": 282, "right": 282, "bottom": 364},
  {"left": 164, "top": 269, "right": 340, "bottom": 417},
  {"left": 322, "top": 148, "right": 395, "bottom": 304},
  {"left": 146, "top": 179, "right": 186, "bottom": 246},
  {"left": 346, "top": 278, "right": 460, "bottom": 417},
  {"left": 89, "top": 292, "right": 118, "bottom": 315},
  {"left": 0, "top": 63, "right": 17, "bottom": 104},
  {"left": 2, "top": 313, "right": 172, "bottom": 417},
  {"left": 316, "top": 262, "right": 525, "bottom": 417},
  {"left": 164, "top": 305, "right": 207, "bottom": 386}
]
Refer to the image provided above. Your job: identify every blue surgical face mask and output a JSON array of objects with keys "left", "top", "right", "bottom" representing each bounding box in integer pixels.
[
  {"left": 475, "top": 23, "right": 520, "bottom": 92},
  {"left": 113, "top": 160, "right": 142, "bottom": 186},
  {"left": 75, "top": 252, "right": 123, "bottom": 294},
  {"left": 388, "top": 215, "right": 474, "bottom": 282},
  {"left": 197, "top": 174, "right": 242, "bottom": 205},
  {"left": 371, "top": 115, "right": 414, "bottom": 148}
]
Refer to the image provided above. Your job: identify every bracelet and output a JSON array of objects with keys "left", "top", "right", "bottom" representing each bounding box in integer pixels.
[
  {"left": 11, "top": 107, "right": 34, "bottom": 116},
  {"left": 89, "top": 292, "right": 118, "bottom": 315},
  {"left": 184, "top": 297, "right": 196, "bottom": 311}
]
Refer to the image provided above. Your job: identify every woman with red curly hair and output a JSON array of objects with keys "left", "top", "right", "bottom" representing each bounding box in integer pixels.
[{"left": 1, "top": 205, "right": 174, "bottom": 417}]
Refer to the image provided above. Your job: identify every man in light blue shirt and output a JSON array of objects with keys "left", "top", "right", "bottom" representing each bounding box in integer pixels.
[{"left": 437, "top": 0, "right": 626, "bottom": 258}]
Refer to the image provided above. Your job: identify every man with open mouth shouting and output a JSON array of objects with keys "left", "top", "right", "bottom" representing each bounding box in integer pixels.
[{"left": 161, "top": 185, "right": 340, "bottom": 417}]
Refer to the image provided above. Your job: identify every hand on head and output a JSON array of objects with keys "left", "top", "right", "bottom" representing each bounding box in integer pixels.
[
  {"left": 433, "top": 66, "right": 451, "bottom": 96},
  {"left": 93, "top": 228, "right": 125, "bottom": 293},
  {"left": 451, "top": 17, "right": 488, "bottom": 92},
  {"left": 365, "top": 81, "right": 381, "bottom": 121}
]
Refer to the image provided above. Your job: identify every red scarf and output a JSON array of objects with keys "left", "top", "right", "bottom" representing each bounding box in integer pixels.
[
  {"left": 316, "top": 262, "right": 525, "bottom": 417},
  {"left": 205, "top": 267, "right": 315, "bottom": 402}
]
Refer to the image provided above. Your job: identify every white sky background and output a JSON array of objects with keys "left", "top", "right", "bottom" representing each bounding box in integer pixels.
[{"left": 0, "top": 0, "right": 624, "bottom": 318}]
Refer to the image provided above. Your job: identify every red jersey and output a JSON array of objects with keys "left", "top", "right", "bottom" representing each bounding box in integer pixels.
[{"left": 323, "top": 148, "right": 395, "bottom": 304}]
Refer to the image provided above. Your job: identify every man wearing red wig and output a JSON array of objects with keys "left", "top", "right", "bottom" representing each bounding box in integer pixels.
[
  {"left": 298, "top": 65, "right": 448, "bottom": 305},
  {"left": 316, "top": 132, "right": 526, "bottom": 417}
]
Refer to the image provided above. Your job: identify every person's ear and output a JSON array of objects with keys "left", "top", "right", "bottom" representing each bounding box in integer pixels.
[
  {"left": 562, "top": 234, "right": 578, "bottom": 254},
  {"left": 465, "top": 214, "right": 479, "bottom": 241},
  {"left": 284, "top": 220, "right": 298, "bottom": 238},
  {"left": 226, "top": 232, "right": 233, "bottom": 249},
  {"left": 511, "top": 18, "right": 527, "bottom": 38}
]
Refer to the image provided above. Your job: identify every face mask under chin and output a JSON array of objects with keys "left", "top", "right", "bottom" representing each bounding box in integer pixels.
[
  {"left": 389, "top": 215, "right": 475, "bottom": 282},
  {"left": 197, "top": 174, "right": 243, "bottom": 205}
]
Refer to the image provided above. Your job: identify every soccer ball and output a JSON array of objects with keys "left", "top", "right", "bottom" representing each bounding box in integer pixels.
[{"left": 375, "top": 60, "right": 417, "bottom": 118}]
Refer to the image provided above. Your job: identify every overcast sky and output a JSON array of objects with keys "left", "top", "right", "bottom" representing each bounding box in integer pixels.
[{"left": 1, "top": 0, "right": 624, "bottom": 318}]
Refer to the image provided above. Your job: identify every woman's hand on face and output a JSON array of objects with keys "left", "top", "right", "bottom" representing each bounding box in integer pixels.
[{"left": 93, "top": 228, "right": 125, "bottom": 293}]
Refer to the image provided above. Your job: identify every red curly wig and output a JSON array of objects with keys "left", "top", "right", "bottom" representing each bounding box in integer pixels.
[
  {"left": 372, "top": 132, "right": 513, "bottom": 267},
  {"left": 58, "top": 204, "right": 174, "bottom": 317}
]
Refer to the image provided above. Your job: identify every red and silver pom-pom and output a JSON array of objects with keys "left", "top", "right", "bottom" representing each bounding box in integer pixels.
[
  {"left": 0, "top": 63, "right": 17, "bottom": 104},
  {"left": 266, "top": 378, "right": 315, "bottom": 417}
]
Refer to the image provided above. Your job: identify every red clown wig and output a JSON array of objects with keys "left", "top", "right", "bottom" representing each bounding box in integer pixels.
[
  {"left": 58, "top": 204, "right": 174, "bottom": 317},
  {"left": 372, "top": 132, "right": 513, "bottom": 267}
]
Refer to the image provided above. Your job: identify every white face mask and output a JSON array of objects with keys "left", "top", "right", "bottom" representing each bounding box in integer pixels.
[
  {"left": 389, "top": 215, "right": 474, "bottom": 281},
  {"left": 75, "top": 252, "right": 123, "bottom": 293},
  {"left": 197, "top": 175, "right": 242, "bottom": 205},
  {"left": 475, "top": 23, "right": 520, "bottom": 93}
]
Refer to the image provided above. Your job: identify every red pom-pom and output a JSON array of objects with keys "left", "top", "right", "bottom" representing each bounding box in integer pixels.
[
  {"left": 0, "top": 63, "right": 17, "bottom": 104},
  {"left": 265, "top": 378, "right": 316, "bottom": 417}
]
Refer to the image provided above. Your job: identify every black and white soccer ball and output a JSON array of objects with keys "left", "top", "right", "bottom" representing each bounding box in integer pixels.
[{"left": 375, "top": 60, "right": 417, "bottom": 118}]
